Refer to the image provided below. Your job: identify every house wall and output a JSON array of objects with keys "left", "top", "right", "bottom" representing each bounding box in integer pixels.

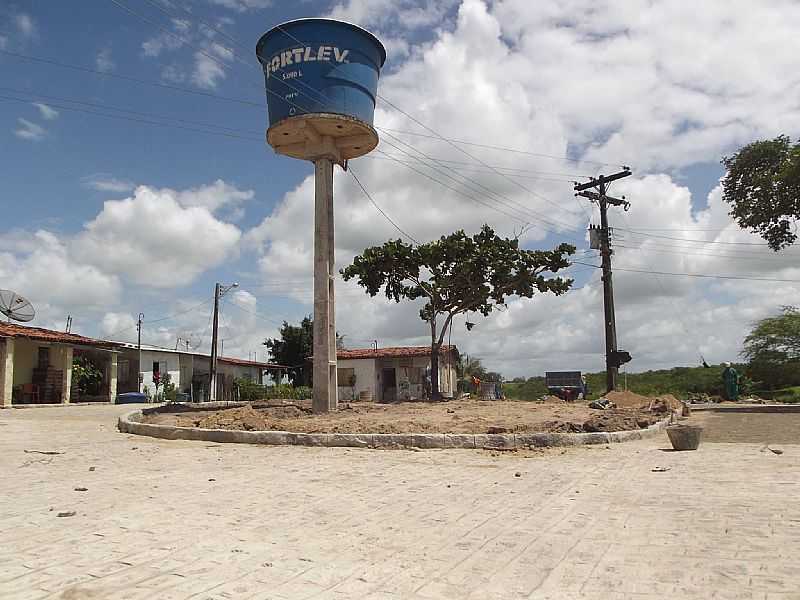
[
  {"left": 11, "top": 338, "right": 38, "bottom": 387},
  {"left": 0, "top": 338, "right": 13, "bottom": 407},
  {"left": 336, "top": 358, "right": 376, "bottom": 401},
  {"left": 139, "top": 350, "right": 182, "bottom": 395},
  {"left": 338, "top": 352, "right": 457, "bottom": 402},
  {"left": 218, "top": 363, "right": 262, "bottom": 383}
]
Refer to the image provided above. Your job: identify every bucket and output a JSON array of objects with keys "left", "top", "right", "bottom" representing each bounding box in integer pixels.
[
  {"left": 256, "top": 19, "right": 386, "bottom": 128},
  {"left": 666, "top": 424, "right": 703, "bottom": 451}
]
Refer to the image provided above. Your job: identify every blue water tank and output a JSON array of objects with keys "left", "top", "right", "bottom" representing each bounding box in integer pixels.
[{"left": 256, "top": 19, "right": 386, "bottom": 129}]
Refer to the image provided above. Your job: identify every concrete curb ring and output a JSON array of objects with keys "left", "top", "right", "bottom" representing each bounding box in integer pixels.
[{"left": 118, "top": 403, "right": 673, "bottom": 449}]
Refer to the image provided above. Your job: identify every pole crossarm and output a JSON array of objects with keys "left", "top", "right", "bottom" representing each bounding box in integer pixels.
[{"left": 573, "top": 168, "right": 632, "bottom": 192}]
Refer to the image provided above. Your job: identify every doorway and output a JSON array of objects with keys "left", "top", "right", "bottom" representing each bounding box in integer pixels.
[{"left": 381, "top": 368, "right": 396, "bottom": 403}]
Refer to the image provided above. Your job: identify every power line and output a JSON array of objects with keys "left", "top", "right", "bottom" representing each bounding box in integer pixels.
[
  {"left": 572, "top": 259, "right": 800, "bottom": 283},
  {"left": 379, "top": 129, "right": 584, "bottom": 229},
  {"left": 616, "top": 228, "right": 775, "bottom": 246},
  {"left": 0, "top": 93, "right": 262, "bottom": 142},
  {"left": 0, "top": 48, "right": 264, "bottom": 108},
  {"left": 611, "top": 266, "right": 800, "bottom": 283},
  {"left": 0, "top": 85, "right": 261, "bottom": 136},
  {"left": 349, "top": 167, "right": 420, "bottom": 244},
  {"left": 375, "top": 127, "right": 625, "bottom": 168},
  {"left": 614, "top": 243, "right": 800, "bottom": 265}
]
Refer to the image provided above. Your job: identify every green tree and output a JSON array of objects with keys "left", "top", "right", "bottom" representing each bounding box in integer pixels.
[
  {"left": 457, "top": 354, "right": 487, "bottom": 381},
  {"left": 72, "top": 356, "right": 103, "bottom": 397},
  {"left": 341, "top": 225, "right": 574, "bottom": 399},
  {"left": 721, "top": 136, "right": 800, "bottom": 250},
  {"left": 263, "top": 316, "right": 313, "bottom": 386},
  {"left": 742, "top": 306, "right": 800, "bottom": 389}
]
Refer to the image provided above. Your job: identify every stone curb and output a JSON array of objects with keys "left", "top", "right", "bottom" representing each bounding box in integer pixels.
[
  {"left": 119, "top": 404, "right": 673, "bottom": 450},
  {"left": 689, "top": 404, "right": 800, "bottom": 413}
]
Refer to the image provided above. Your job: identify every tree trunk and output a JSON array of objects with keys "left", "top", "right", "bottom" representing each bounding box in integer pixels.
[{"left": 430, "top": 318, "right": 441, "bottom": 401}]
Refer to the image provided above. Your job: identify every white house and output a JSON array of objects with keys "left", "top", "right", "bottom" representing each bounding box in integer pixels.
[
  {"left": 336, "top": 345, "right": 459, "bottom": 403},
  {"left": 115, "top": 343, "right": 284, "bottom": 401}
]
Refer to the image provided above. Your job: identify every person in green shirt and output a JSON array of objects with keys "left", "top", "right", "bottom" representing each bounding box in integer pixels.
[{"left": 722, "top": 362, "right": 740, "bottom": 402}]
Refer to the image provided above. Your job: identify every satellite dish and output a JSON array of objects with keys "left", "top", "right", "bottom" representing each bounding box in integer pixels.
[{"left": 0, "top": 290, "right": 36, "bottom": 322}]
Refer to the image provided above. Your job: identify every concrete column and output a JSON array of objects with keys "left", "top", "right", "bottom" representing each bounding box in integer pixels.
[
  {"left": 108, "top": 353, "right": 118, "bottom": 404},
  {"left": 62, "top": 346, "right": 73, "bottom": 404},
  {"left": 312, "top": 158, "right": 337, "bottom": 414},
  {"left": 0, "top": 338, "right": 14, "bottom": 408}
]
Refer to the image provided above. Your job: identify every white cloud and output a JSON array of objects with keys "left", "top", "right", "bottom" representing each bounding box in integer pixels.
[
  {"left": 242, "top": 0, "right": 800, "bottom": 376},
  {"left": 142, "top": 19, "right": 189, "bottom": 57},
  {"left": 191, "top": 42, "right": 232, "bottom": 89},
  {"left": 82, "top": 174, "right": 135, "bottom": 194},
  {"left": 0, "top": 230, "right": 121, "bottom": 311},
  {"left": 100, "top": 312, "right": 138, "bottom": 342},
  {"left": 166, "top": 178, "right": 254, "bottom": 213},
  {"left": 72, "top": 184, "right": 242, "bottom": 287},
  {"left": 14, "top": 118, "right": 46, "bottom": 141},
  {"left": 329, "top": 0, "right": 458, "bottom": 31},
  {"left": 207, "top": 0, "right": 272, "bottom": 12},
  {"left": 33, "top": 102, "right": 59, "bottom": 121},
  {"left": 96, "top": 46, "right": 115, "bottom": 73},
  {"left": 14, "top": 13, "right": 35, "bottom": 37}
]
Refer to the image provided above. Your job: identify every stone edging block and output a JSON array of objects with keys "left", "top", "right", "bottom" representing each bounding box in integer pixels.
[{"left": 119, "top": 404, "right": 672, "bottom": 450}]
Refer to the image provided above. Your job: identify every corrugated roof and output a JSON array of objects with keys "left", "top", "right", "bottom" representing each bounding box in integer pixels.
[
  {"left": 337, "top": 345, "right": 458, "bottom": 360},
  {"left": 0, "top": 322, "right": 119, "bottom": 349},
  {"left": 218, "top": 356, "right": 287, "bottom": 369}
]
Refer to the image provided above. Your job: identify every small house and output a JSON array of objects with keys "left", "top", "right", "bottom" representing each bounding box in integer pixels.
[
  {"left": 0, "top": 322, "right": 120, "bottom": 406},
  {"left": 336, "top": 345, "right": 459, "bottom": 402}
]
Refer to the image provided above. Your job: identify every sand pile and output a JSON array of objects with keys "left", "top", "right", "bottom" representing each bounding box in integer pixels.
[
  {"left": 146, "top": 398, "right": 663, "bottom": 435},
  {"left": 604, "top": 391, "right": 685, "bottom": 414}
]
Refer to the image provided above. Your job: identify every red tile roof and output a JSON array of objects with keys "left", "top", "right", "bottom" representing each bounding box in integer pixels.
[
  {"left": 337, "top": 345, "right": 458, "bottom": 360},
  {"left": 0, "top": 322, "right": 119, "bottom": 349}
]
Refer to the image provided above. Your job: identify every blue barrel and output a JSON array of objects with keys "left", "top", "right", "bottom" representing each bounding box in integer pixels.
[{"left": 256, "top": 19, "right": 386, "bottom": 128}]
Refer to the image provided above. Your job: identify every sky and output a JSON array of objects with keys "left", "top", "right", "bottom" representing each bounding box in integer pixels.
[{"left": 1, "top": 0, "right": 799, "bottom": 378}]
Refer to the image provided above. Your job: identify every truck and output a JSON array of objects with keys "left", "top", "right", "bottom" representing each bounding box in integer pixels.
[{"left": 545, "top": 371, "right": 586, "bottom": 402}]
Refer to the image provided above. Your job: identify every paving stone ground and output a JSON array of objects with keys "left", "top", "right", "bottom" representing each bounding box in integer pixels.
[{"left": 1, "top": 404, "right": 798, "bottom": 600}]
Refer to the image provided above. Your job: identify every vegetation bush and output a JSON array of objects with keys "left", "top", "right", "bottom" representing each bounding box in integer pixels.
[
  {"left": 72, "top": 356, "right": 103, "bottom": 396},
  {"left": 504, "top": 364, "right": 754, "bottom": 401},
  {"left": 235, "top": 378, "right": 311, "bottom": 401}
]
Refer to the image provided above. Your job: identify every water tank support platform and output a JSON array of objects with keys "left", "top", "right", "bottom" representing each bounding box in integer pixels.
[{"left": 267, "top": 113, "right": 379, "bottom": 163}]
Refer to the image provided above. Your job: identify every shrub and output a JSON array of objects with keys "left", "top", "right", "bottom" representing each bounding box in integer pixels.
[{"left": 235, "top": 378, "right": 312, "bottom": 402}]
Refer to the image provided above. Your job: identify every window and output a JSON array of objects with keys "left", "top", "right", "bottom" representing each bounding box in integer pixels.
[
  {"left": 152, "top": 361, "right": 160, "bottom": 374},
  {"left": 337, "top": 367, "right": 355, "bottom": 386},
  {"left": 38, "top": 347, "right": 50, "bottom": 368}
]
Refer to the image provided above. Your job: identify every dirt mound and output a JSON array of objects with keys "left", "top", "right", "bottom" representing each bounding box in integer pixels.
[
  {"left": 582, "top": 410, "right": 659, "bottom": 432},
  {"left": 178, "top": 404, "right": 310, "bottom": 432},
  {"left": 604, "top": 390, "right": 651, "bottom": 409},
  {"left": 149, "top": 400, "right": 665, "bottom": 435},
  {"left": 604, "top": 391, "right": 684, "bottom": 414}
]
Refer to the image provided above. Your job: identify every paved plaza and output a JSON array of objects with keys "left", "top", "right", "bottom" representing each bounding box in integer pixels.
[{"left": 1, "top": 404, "right": 798, "bottom": 599}]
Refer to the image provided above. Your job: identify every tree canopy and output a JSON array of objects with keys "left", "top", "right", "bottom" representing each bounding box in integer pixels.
[
  {"left": 742, "top": 306, "right": 800, "bottom": 389},
  {"left": 721, "top": 135, "right": 800, "bottom": 251},
  {"left": 341, "top": 225, "right": 575, "bottom": 398},
  {"left": 263, "top": 316, "right": 313, "bottom": 386}
]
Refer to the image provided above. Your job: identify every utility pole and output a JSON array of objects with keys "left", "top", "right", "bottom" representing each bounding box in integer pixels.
[
  {"left": 137, "top": 313, "right": 144, "bottom": 394},
  {"left": 209, "top": 282, "right": 238, "bottom": 402},
  {"left": 312, "top": 158, "right": 338, "bottom": 414},
  {"left": 575, "top": 168, "right": 633, "bottom": 392}
]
